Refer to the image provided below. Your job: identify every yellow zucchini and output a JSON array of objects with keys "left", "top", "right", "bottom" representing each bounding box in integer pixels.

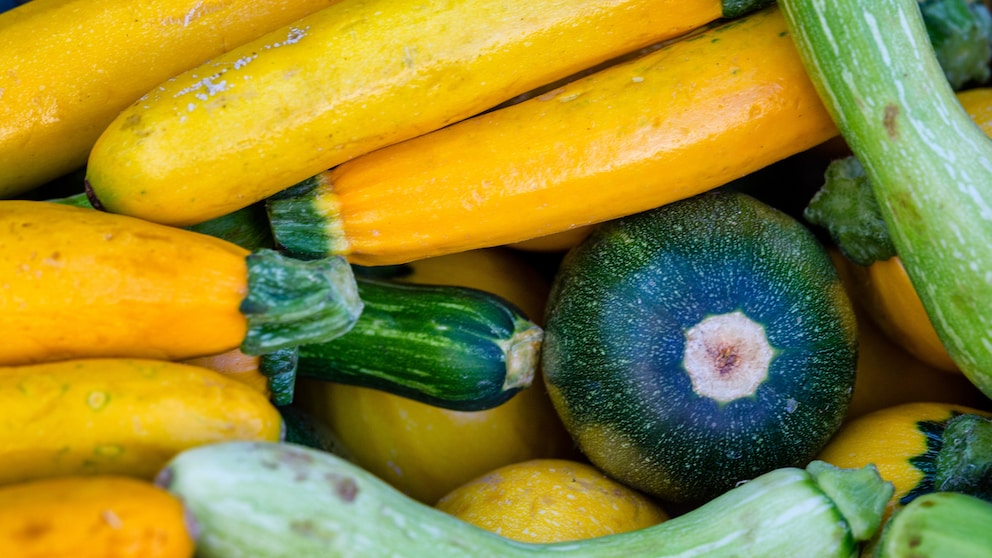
[
  {"left": 0, "top": 0, "right": 338, "bottom": 198},
  {"left": 0, "top": 200, "right": 361, "bottom": 365},
  {"left": 0, "top": 475, "right": 194, "bottom": 558},
  {"left": 0, "top": 358, "right": 283, "bottom": 486},
  {"left": 85, "top": 0, "right": 770, "bottom": 226},
  {"left": 267, "top": 4, "right": 839, "bottom": 266}
]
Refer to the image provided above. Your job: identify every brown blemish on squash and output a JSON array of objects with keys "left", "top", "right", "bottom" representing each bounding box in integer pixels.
[
  {"left": 16, "top": 521, "right": 52, "bottom": 540},
  {"left": 325, "top": 472, "right": 359, "bottom": 502},
  {"left": 884, "top": 104, "right": 900, "bottom": 139}
]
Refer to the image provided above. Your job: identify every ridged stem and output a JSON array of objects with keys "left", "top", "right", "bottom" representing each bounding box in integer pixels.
[{"left": 239, "top": 249, "right": 362, "bottom": 356}]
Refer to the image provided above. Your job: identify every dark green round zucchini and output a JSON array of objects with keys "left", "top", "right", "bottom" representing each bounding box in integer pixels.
[
  {"left": 541, "top": 190, "right": 858, "bottom": 503},
  {"left": 293, "top": 278, "right": 543, "bottom": 411}
]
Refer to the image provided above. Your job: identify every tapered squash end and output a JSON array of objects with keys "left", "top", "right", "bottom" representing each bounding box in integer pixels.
[
  {"left": 267, "top": 174, "right": 348, "bottom": 259},
  {"left": 239, "top": 249, "right": 363, "bottom": 356}
]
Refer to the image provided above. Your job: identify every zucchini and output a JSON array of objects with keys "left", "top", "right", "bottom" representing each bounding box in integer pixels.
[
  {"left": 294, "top": 278, "right": 543, "bottom": 411},
  {"left": 0, "top": 0, "right": 337, "bottom": 198},
  {"left": 267, "top": 5, "right": 839, "bottom": 266},
  {"left": 85, "top": 0, "right": 770, "bottom": 227},
  {"left": 876, "top": 491, "right": 992, "bottom": 558},
  {"left": 0, "top": 358, "right": 283, "bottom": 485},
  {"left": 541, "top": 190, "right": 858, "bottom": 503},
  {"left": 779, "top": 0, "right": 992, "bottom": 398},
  {"left": 0, "top": 475, "right": 194, "bottom": 558},
  {"left": 158, "top": 441, "right": 892, "bottom": 558},
  {"left": 817, "top": 402, "right": 992, "bottom": 520},
  {"left": 0, "top": 200, "right": 361, "bottom": 365}
]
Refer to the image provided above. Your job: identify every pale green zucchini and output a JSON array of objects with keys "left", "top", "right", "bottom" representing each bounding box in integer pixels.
[{"left": 158, "top": 441, "right": 892, "bottom": 558}]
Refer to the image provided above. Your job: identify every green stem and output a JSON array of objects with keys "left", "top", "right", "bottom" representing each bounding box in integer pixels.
[
  {"left": 935, "top": 413, "right": 992, "bottom": 501},
  {"left": 780, "top": 0, "right": 992, "bottom": 398},
  {"left": 239, "top": 249, "right": 363, "bottom": 356}
]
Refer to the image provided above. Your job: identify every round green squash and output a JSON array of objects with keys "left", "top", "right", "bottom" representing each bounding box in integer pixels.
[{"left": 541, "top": 190, "right": 858, "bottom": 503}]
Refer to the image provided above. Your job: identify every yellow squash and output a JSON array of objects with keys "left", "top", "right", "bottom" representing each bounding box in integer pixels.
[
  {"left": 184, "top": 349, "right": 269, "bottom": 397},
  {"left": 0, "top": 200, "right": 360, "bottom": 365},
  {"left": 435, "top": 458, "right": 668, "bottom": 543},
  {"left": 0, "top": 475, "right": 194, "bottom": 558},
  {"left": 294, "top": 248, "right": 575, "bottom": 504},
  {"left": 817, "top": 402, "right": 992, "bottom": 520},
  {"left": 0, "top": 358, "right": 282, "bottom": 486},
  {"left": 0, "top": 0, "right": 338, "bottom": 198},
  {"left": 86, "top": 0, "right": 746, "bottom": 226},
  {"left": 267, "top": 5, "right": 839, "bottom": 266}
]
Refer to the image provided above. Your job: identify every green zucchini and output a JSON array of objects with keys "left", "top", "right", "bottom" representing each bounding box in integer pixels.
[
  {"left": 158, "top": 441, "right": 892, "bottom": 557},
  {"left": 876, "top": 491, "right": 992, "bottom": 557},
  {"left": 292, "top": 278, "right": 543, "bottom": 411},
  {"left": 541, "top": 190, "right": 858, "bottom": 503},
  {"left": 779, "top": 0, "right": 992, "bottom": 399}
]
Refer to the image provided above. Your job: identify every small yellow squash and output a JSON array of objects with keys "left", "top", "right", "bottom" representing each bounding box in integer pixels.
[
  {"left": 817, "top": 402, "right": 992, "bottom": 520},
  {"left": 436, "top": 458, "right": 668, "bottom": 543},
  {"left": 0, "top": 475, "right": 194, "bottom": 558},
  {"left": 0, "top": 358, "right": 283, "bottom": 486},
  {"left": 0, "top": 0, "right": 338, "bottom": 197}
]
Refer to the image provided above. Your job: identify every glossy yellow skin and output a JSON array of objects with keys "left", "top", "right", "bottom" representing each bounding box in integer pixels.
[
  {"left": 0, "top": 201, "right": 249, "bottom": 366},
  {"left": 0, "top": 358, "right": 282, "bottom": 485},
  {"left": 830, "top": 252, "right": 990, "bottom": 418},
  {"left": 0, "top": 0, "right": 338, "bottom": 198},
  {"left": 295, "top": 248, "right": 575, "bottom": 504},
  {"left": 310, "top": 5, "right": 839, "bottom": 265},
  {"left": 0, "top": 475, "right": 194, "bottom": 558},
  {"left": 86, "top": 0, "right": 729, "bottom": 226},
  {"left": 435, "top": 458, "right": 668, "bottom": 543},
  {"left": 818, "top": 402, "right": 992, "bottom": 520},
  {"left": 832, "top": 88, "right": 992, "bottom": 374}
]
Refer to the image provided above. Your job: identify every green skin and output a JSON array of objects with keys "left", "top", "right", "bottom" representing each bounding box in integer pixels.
[
  {"left": 877, "top": 491, "right": 992, "bottom": 557},
  {"left": 779, "top": 0, "right": 992, "bottom": 399},
  {"left": 541, "top": 191, "right": 858, "bottom": 504},
  {"left": 295, "top": 278, "right": 542, "bottom": 412},
  {"left": 159, "top": 441, "right": 891, "bottom": 558}
]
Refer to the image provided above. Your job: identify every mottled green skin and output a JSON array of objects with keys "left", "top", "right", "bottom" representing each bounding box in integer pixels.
[
  {"left": 297, "top": 278, "right": 542, "bottom": 411},
  {"left": 542, "top": 191, "right": 858, "bottom": 503}
]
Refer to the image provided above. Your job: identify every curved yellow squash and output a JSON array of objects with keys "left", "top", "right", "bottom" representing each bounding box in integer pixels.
[
  {"left": 0, "top": 0, "right": 338, "bottom": 198},
  {"left": 86, "top": 0, "right": 731, "bottom": 226},
  {"left": 0, "top": 200, "right": 249, "bottom": 366},
  {"left": 0, "top": 475, "right": 194, "bottom": 558},
  {"left": 0, "top": 358, "right": 282, "bottom": 486}
]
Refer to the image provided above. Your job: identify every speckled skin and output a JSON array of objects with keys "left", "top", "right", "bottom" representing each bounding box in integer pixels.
[{"left": 542, "top": 190, "right": 858, "bottom": 503}]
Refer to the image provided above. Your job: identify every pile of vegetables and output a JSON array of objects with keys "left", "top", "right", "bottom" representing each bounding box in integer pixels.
[{"left": 1, "top": 0, "right": 992, "bottom": 556}]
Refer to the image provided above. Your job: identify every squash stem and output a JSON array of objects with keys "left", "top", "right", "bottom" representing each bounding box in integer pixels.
[
  {"left": 239, "top": 249, "right": 363, "bottom": 356},
  {"left": 267, "top": 173, "right": 347, "bottom": 259},
  {"left": 934, "top": 413, "right": 992, "bottom": 501}
]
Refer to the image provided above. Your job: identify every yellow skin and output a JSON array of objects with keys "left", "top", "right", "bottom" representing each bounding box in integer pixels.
[
  {"left": 86, "top": 0, "right": 729, "bottom": 226},
  {"left": 0, "top": 476, "right": 194, "bottom": 558},
  {"left": 818, "top": 402, "right": 992, "bottom": 521},
  {"left": 0, "top": 201, "right": 249, "bottom": 366},
  {"left": 0, "top": 0, "right": 338, "bottom": 198},
  {"left": 184, "top": 349, "right": 269, "bottom": 397},
  {"left": 295, "top": 248, "right": 576, "bottom": 505},
  {"left": 0, "top": 358, "right": 283, "bottom": 486},
  {"left": 302, "top": 5, "right": 839, "bottom": 266},
  {"left": 435, "top": 459, "right": 668, "bottom": 543}
]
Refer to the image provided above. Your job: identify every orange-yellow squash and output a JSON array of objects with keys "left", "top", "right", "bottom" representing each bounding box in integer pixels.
[
  {"left": 0, "top": 0, "right": 339, "bottom": 198},
  {"left": 0, "top": 358, "right": 283, "bottom": 486},
  {"left": 0, "top": 475, "right": 195, "bottom": 558},
  {"left": 294, "top": 248, "right": 575, "bottom": 504},
  {"left": 85, "top": 0, "right": 759, "bottom": 226},
  {"left": 435, "top": 458, "right": 668, "bottom": 543},
  {"left": 817, "top": 402, "right": 992, "bottom": 520},
  {"left": 0, "top": 200, "right": 360, "bottom": 365},
  {"left": 184, "top": 349, "right": 269, "bottom": 398},
  {"left": 266, "top": 5, "right": 840, "bottom": 266}
]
